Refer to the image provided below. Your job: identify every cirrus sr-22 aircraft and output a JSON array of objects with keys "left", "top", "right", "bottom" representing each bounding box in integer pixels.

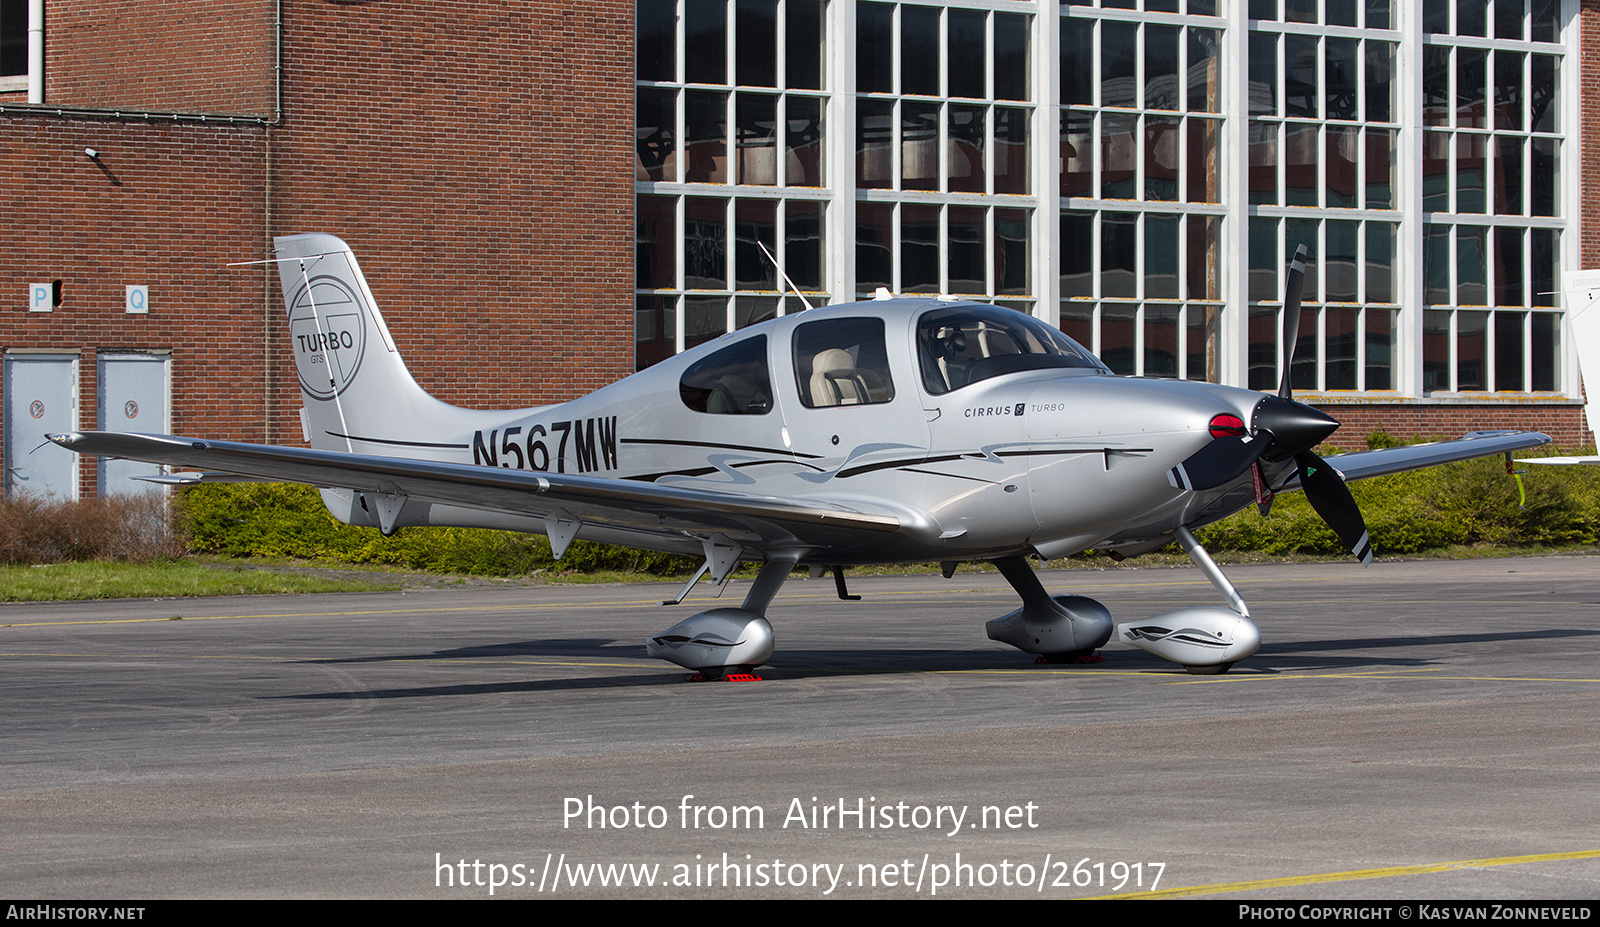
[{"left": 51, "top": 234, "right": 1551, "bottom": 677}]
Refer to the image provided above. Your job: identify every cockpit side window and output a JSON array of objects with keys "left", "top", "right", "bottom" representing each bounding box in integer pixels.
[
  {"left": 679, "top": 335, "right": 773, "bottom": 415},
  {"left": 917, "top": 305, "right": 1108, "bottom": 394},
  {"left": 792, "top": 317, "right": 897, "bottom": 408}
]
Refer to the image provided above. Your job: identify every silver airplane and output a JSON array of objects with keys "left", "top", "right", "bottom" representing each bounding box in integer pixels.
[{"left": 51, "top": 234, "right": 1550, "bottom": 677}]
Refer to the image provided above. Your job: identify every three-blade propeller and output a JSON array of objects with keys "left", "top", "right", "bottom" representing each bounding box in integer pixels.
[{"left": 1168, "top": 244, "right": 1373, "bottom": 565}]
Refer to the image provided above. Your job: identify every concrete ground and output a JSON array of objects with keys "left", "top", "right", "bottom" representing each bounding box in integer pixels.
[{"left": 2, "top": 555, "right": 1597, "bottom": 899}]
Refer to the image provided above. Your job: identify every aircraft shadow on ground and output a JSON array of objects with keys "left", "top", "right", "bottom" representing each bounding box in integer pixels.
[{"left": 267, "top": 625, "right": 1599, "bottom": 700}]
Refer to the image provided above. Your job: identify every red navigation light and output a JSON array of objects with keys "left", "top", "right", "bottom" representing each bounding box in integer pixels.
[{"left": 1209, "top": 414, "right": 1248, "bottom": 438}]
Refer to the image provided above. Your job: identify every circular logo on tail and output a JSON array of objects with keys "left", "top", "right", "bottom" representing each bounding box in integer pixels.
[{"left": 287, "top": 274, "right": 368, "bottom": 400}]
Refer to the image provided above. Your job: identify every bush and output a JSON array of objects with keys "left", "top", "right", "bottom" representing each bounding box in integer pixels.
[
  {"left": 0, "top": 493, "right": 185, "bottom": 565},
  {"left": 180, "top": 482, "right": 698, "bottom": 576}
]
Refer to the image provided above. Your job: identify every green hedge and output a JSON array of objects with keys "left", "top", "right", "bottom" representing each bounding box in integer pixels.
[{"left": 180, "top": 446, "right": 1600, "bottom": 574}]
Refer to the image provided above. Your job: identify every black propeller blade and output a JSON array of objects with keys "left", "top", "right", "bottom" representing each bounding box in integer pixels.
[{"left": 1296, "top": 451, "right": 1373, "bottom": 565}]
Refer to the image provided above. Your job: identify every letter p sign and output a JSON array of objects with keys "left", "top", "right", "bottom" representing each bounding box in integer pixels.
[{"left": 29, "top": 283, "right": 51, "bottom": 313}]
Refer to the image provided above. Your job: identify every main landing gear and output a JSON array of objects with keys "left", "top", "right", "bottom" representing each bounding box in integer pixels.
[
  {"left": 987, "top": 527, "right": 1261, "bottom": 674},
  {"left": 645, "top": 550, "right": 799, "bottom": 681}
]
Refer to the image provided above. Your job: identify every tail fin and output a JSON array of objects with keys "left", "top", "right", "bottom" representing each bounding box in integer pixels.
[{"left": 274, "top": 233, "right": 499, "bottom": 456}]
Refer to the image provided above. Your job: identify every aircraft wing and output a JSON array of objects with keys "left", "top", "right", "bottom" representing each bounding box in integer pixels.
[
  {"left": 1281, "top": 430, "right": 1551, "bottom": 489},
  {"left": 49, "top": 431, "right": 901, "bottom": 552}
]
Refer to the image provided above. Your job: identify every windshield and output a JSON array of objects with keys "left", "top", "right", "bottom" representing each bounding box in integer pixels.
[{"left": 917, "top": 305, "right": 1108, "bottom": 395}]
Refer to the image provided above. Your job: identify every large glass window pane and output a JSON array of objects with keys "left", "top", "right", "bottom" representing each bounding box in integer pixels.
[
  {"left": 1188, "top": 29, "right": 1221, "bottom": 114},
  {"left": 1366, "top": 0, "right": 1392, "bottom": 29},
  {"left": 1249, "top": 305, "right": 1278, "bottom": 391},
  {"left": 996, "top": 208, "right": 1029, "bottom": 296},
  {"left": 1367, "top": 222, "right": 1395, "bottom": 303},
  {"left": 1531, "top": 228, "right": 1557, "bottom": 307},
  {"left": 857, "top": 2, "right": 894, "bottom": 94},
  {"left": 1423, "top": 310, "right": 1451, "bottom": 390},
  {"left": 1249, "top": 121, "right": 1278, "bottom": 205},
  {"left": 1531, "top": 55, "right": 1558, "bottom": 133},
  {"left": 1325, "top": 220, "right": 1358, "bottom": 303},
  {"left": 1495, "top": 51, "right": 1524, "bottom": 131},
  {"left": 1423, "top": 0, "right": 1449, "bottom": 33},
  {"left": 736, "top": 94, "right": 778, "bottom": 185},
  {"left": 737, "top": 0, "right": 777, "bottom": 88},
  {"left": 1187, "top": 215, "right": 1221, "bottom": 301},
  {"left": 1060, "top": 211, "right": 1094, "bottom": 298},
  {"left": 1458, "top": 0, "right": 1488, "bottom": 36},
  {"left": 1328, "top": 0, "right": 1357, "bottom": 27},
  {"left": 1249, "top": 216, "right": 1279, "bottom": 301},
  {"left": 1366, "top": 42, "right": 1394, "bottom": 123},
  {"left": 636, "top": 195, "right": 677, "bottom": 290},
  {"left": 1457, "top": 134, "right": 1486, "bottom": 214},
  {"left": 1187, "top": 305, "right": 1218, "bottom": 382},
  {"left": 902, "top": 5, "right": 941, "bottom": 96},
  {"left": 1458, "top": 226, "right": 1488, "bottom": 305},
  {"left": 1428, "top": 225, "right": 1471, "bottom": 303},
  {"left": 1366, "top": 127, "right": 1394, "bottom": 209},
  {"left": 1496, "top": 0, "right": 1525, "bottom": 40},
  {"left": 1061, "top": 17, "right": 1093, "bottom": 106},
  {"left": 1495, "top": 227, "right": 1524, "bottom": 307},
  {"left": 948, "top": 9, "right": 986, "bottom": 99},
  {"left": 1250, "top": 33, "right": 1277, "bottom": 117},
  {"left": 687, "top": 0, "right": 727, "bottom": 84},
  {"left": 1103, "top": 21, "right": 1139, "bottom": 109},
  {"left": 637, "top": 0, "right": 676, "bottom": 82},
  {"left": 1146, "top": 215, "right": 1179, "bottom": 300},
  {"left": 1531, "top": 0, "right": 1560, "bottom": 43},
  {"left": 856, "top": 202, "right": 893, "bottom": 292},
  {"left": 637, "top": 87, "right": 677, "bottom": 182},
  {"left": 686, "top": 90, "right": 729, "bottom": 183},
  {"left": 1495, "top": 136, "right": 1523, "bottom": 215},
  {"left": 1531, "top": 312, "right": 1559, "bottom": 390},
  {"left": 856, "top": 98, "right": 893, "bottom": 189},
  {"left": 1060, "top": 301, "right": 1094, "bottom": 348},
  {"left": 636, "top": 295, "right": 677, "bottom": 370},
  {"left": 685, "top": 296, "right": 728, "bottom": 349},
  {"left": 684, "top": 197, "right": 728, "bottom": 289},
  {"left": 1102, "top": 213, "right": 1138, "bottom": 299},
  {"left": 948, "top": 104, "right": 986, "bottom": 194},
  {"left": 1146, "top": 25, "right": 1180, "bottom": 112},
  {"left": 1102, "top": 113, "right": 1138, "bottom": 199},
  {"left": 1365, "top": 308, "right": 1394, "bottom": 390},
  {"left": 1187, "top": 119, "right": 1220, "bottom": 203},
  {"left": 1284, "top": 122, "right": 1318, "bottom": 207},
  {"left": 1423, "top": 45, "right": 1450, "bottom": 127},
  {"left": 1146, "top": 305, "right": 1180, "bottom": 378},
  {"left": 1061, "top": 113, "right": 1094, "bottom": 197},
  {"left": 1531, "top": 137, "right": 1557, "bottom": 216},
  {"left": 1422, "top": 130, "right": 1449, "bottom": 211},
  {"left": 1495, "top": 311, "right": 1525, "bottom": 390},
  {"left": 786, "top": 0, "right": 823, "bottom": 90},
  {"left": 1457, "top": 310, "right": 1487, "bottom": 389},
  {"left": 1326, "top": 307, "right": 1358, "bottom": 389},
  {"left": 1101, "top": 304, "right": 1138, "bottom": 375},
  {"left": 1285, "top": 35, "right": 1318, "bottom": 118},
  {"left": 901, "top": 101, "right": 940, "bottom": 191},
  {"left": 785, "top": 201, "right": 823, "bottom": 291},
  {"left": 948, "top": 206, "right": 986, "bottom": 295},
  {"left": 902, "top": 204, "right": 940, "bottom": 293},
  {"left": 994, "top": 107, "right": 1030, "bottom": 195},
  {"left": 1145, "top": 117, "right": 1180, "bottom": 201},
  {"left": 735, "top": 199, "right": 777, "bottom": 291},
  {"left": 1286, "top": 0, "right": 1317, "bottom": 23},
  {"left": 1457, "top": 48, "right": 1487, "bottom": 129},
  {"left": 785, "top": 96, "right": 823, "bottom": 186},
  {"left": 1326, "top": 126, "right": 1358, "bottom": 208},
  {"left": 1326, "top": 38, "right": 1359, "bottom": 121},
  {"left": 995, "top": 13, "right": 1030, "bottom": 102}
]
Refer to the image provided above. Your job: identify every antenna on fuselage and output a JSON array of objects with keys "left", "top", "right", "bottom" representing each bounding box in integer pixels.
[{"left": 757, "top": 241, "right": 815, "bottom": 312}]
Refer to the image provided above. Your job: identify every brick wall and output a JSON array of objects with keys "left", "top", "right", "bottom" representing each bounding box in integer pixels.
[
  {"left": 1313, "top": 403, "right": 1591, "bottom": 452},
  {"left": 45, "top": 0, "right": 275, "bottom": 115}
]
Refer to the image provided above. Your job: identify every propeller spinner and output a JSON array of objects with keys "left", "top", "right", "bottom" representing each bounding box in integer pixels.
[{"left": 1168, "top": 244, "right": 1374, "bottom": 565}]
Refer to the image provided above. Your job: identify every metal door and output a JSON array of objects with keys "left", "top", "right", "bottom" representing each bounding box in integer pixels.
[
  {"left": 4, "top": 354, "right": 80, "bottom": 499},
  {"left": 98, "top": 353, "right": 171, "bottom": 497}
]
